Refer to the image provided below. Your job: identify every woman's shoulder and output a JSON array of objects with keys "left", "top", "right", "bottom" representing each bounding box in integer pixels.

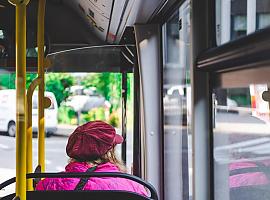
[
  {"left": 65, "top": 161, "right": 89, "bottom": 172},
  {"left": 95, "top": 162, "right": 120, "bottom": 172}
]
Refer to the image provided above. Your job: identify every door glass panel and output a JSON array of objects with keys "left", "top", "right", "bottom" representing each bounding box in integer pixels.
[
  {"left": 213, "top": 84, "right": 270, "bottom": 200},
  {"left": 162, "top": 0, "right": 192, "bottom": 199}
]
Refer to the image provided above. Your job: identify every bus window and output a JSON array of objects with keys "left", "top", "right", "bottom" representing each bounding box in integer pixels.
[
  {"left": 216, "top": 0, "right": 270, "bottom": 45},
  {"left": 162, "top": 1, "right": 192, "bottom": 199},
  {"left": 213, "top": 85, "right": 270, "bottom": 200}
]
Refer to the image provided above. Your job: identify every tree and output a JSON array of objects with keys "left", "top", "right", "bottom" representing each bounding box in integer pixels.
[
  {"left": 26, "top": 73, "right": 38, "bottom": 88},
  {"left": 81, "top": 73, "right": 122, "bottom": 111},
  {"left": 0, "top": 73, "right": 37, "bottom": 89},
  {"left": 0, "top": 73, "right": 15, "bottom": 89},
  {"left": 45, "top": 73, "right": 74, "bottom": 106},
  {"left": 0, "top": 73, "right": 74, "bottom": 106}
]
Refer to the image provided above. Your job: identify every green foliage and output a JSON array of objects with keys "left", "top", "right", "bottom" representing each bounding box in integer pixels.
[
  {"left": 127, "top": 73, "right": 133, "bottom": 102},
  {"left": 58, "top": 105, "right": 76, "bottom": 124},
  {"left": 108, "top": 111, "right": 120, "bottom": 127},
  {"left": 126, "top": 73, "right": 134, "bottom": 129},
  {"left": 0, "top": 73, "right": 15, "bottom": 89},
  {"left": 80, "top": 72, "right": 134, "bottom": 128},
  {"left": 81, "top": 73, "right": 122, "bottom": 111},
  {"left": 92, "top": 107, "right": 106, "bottom": 121},
  {"left": 26, "top": 73, "right": 38, "bottom": 88},
  {"left": 0, "top": 73, "right": 74, "bottom": 106},
  {"left": 81, "top": 107, "right": 106, "bottom": 124},
  {"left": 0, "top": 72, "right": 75, "bottom": 106},
  {"left": 0, "top": 72, "right": 134, "bottom": 128},
  {"left": 45, "top": 73, "right": 74, "bottom": 106},
  {"left": 0, "top": 73, "right": 37, "bottom": 89}
]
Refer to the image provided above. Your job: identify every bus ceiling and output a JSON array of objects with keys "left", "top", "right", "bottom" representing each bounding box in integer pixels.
[
  {"left": 0, "top": 0, "right": 104, "bottom": 53},
  {"left": 0, "top": 0, "right": 166, "bottom": 73},
  {"left": 0, "top": 0, "right": 166, "bottom": 51}
]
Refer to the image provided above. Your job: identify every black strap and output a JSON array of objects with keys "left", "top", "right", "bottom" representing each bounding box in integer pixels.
[
  {"left": 33, "top": 165, "right": 42, "bottom": 189},
  {"left": 230, "top": 161, "right": 270, "bottom": 179},
  {"left": 230, "top": 167, "right": 264, "bottom": 176},
  {"left": 255, "top": 161, "right": 270, "bottom": 180},
  {"left": 74, "top": 166, "right": 97, "bottom": 191}
]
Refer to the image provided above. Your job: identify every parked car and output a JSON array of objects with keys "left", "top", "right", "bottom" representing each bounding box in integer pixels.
[
  {"left": 0, "top": 89, "right": 58, "bottom": 137},
  {"left": 163, "top": 85, "right": 191, "bottom": 126}
]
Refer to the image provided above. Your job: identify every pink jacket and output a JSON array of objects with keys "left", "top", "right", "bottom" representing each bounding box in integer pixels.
[{"left": 36, "top": 161, "right": 148, "bottom": 196}]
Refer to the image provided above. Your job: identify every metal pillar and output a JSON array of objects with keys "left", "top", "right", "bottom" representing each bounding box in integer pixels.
[
  {"left": 121, "top": 72, "right": 127, "bottom": 163},
  {"left": 37, "top": 0, "right": 46, "bottom": 172},
  {"left": 8, "top": 0, "right": 30, "bottom": 199},
  {"left": 26, "top": 77, "right": 42, "bottom": 190}
]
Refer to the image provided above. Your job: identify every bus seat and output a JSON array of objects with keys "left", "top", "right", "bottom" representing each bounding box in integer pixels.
[
  {"left": 1, "top": 190, "right": 153, "bottom": 200},
  {"left": 0, "top": 172, "right": 158, "bottom": 200}
]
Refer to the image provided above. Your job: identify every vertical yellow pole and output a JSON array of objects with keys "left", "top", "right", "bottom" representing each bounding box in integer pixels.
[
  {"left": 26, "top": 91, "right": 33, "bottom": 191},
  {"left": 16, "top": 4, "right": 27, "bottom": 199},
  {"left": 38, "top": 0, "right": 46, "bottom": 172},
  {"left": 8, "top": 0, "right": 30, "bottom": 199},
  {"left": 26, "top": 78, "right": 41, "bottom": 190}
]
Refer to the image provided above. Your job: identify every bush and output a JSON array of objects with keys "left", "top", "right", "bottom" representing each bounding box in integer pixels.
[
  {"left": 108, "top": 112, "right": 120, "bottom": 128},
  {"left": 58, "top": 105, "right": 76, "bottom": 124},
  {"left": 77, "top": 107, "right": 106, "bottom": 124}
]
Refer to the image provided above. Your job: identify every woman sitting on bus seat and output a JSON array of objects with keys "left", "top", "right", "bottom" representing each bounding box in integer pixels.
[{"left": 36, "top": 120, "right": 147, "bottom": 196}]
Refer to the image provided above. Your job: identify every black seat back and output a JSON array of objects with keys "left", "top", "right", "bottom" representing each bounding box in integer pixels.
[
  {"left": 0, "top": 172, "right": 158, "bottom": 200},
  {"left": 2, "top": 191, "right": 152, "bottom": 200}
]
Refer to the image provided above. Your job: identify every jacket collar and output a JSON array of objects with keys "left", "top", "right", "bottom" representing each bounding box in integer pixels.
[{"left": 65, "top": 161, "right": 119, "bottom": 172}]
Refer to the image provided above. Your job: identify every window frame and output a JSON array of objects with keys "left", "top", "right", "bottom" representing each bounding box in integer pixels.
[
  {"left": 197, "top": 1, "right": 270, "bottom": 200},
  {"left": 197, "top": 27, "right": 270, "bottom": 73}
]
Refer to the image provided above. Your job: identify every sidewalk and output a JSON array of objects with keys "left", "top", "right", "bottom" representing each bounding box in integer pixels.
[
  {"left": 54, "top": 124, "right": 77, "bottom": 137},
  {"left": 54, "top": 124, "right": 121, "bottom": 137}
]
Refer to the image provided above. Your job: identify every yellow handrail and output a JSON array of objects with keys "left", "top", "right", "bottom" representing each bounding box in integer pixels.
[
  {"left": 37, "top": 0, "right": 46, "bottom": 172},
  {"left": 8, "top": 0, "right": 30, "bottom": 199},
  {"left": 26, "top": 77, "right": 42, "bottom": 191}
]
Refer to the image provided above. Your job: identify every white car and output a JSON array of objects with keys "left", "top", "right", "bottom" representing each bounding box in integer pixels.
[
  {"left": 0, "top": 89, "right": 58, "bottom": 137},
  {"left": 164, "top": 85, "right": 191, "bottom": 126}
]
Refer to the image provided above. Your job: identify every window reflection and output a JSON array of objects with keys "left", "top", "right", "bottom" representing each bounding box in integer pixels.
[
  {"left": 216, "top": 0, "right": 270, "bottom": 45},
  {"left": 256, "top": 0, "right": 270, "bottom": 30},
  {"left": 231, "top": 0, "right": 247, "bottom": 40},
  {"left": 213, "top": 84, "right": 270, "bottom": 200},
  {"left": 0, "top": 30, "right": 3, "bottom": 39}
]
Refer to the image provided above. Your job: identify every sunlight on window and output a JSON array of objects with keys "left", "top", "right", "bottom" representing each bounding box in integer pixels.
[{"left": 0, "top": 30, "right": 3, "bottom": 39}]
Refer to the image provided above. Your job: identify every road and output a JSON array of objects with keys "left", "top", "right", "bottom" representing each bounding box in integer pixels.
[
  {"left": 214, "top": 112, "right": 270, "bottom": 163},
  {"left": 0, "top": 136, "right": 68, "bottom": 172},
  {"left": 0, "top": 124, "right": 78, "bottom": 173},
  {"left": 0, "top": 134, "right": 69, "bottom": 196}
]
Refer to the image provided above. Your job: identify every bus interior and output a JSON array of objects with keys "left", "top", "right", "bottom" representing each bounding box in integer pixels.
[{"left": 1, "top": 0, "right": 270, "bottom": 200}]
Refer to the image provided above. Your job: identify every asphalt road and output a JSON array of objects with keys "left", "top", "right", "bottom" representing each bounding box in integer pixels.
[
  {"left": 0, "top": 135, "right": 69, "bottom": 171},
  {"left": 0, "top": 134, "right": 69, "bottom": 196}
]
